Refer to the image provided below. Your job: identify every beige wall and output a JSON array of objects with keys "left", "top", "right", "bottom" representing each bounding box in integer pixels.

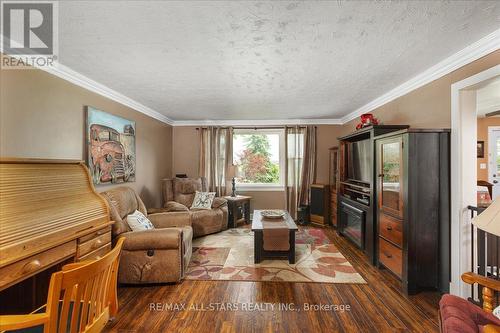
[
  {"left": 172, "top": 125, "right": 340, "bottom": 209},
  {"left": 337, "top": 50, "right": 500, "bottom": 137},
  {"left": 172, "top": 126, "right": 200, "bottom": 178},
  {"left": 0, "top": 68, "right": 173, "bottom": 208},
  {"left": 477, "top": 117, "right": 500, "bottom": 182}
]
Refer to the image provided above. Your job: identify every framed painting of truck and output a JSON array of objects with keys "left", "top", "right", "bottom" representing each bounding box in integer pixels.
[{"left": 86, "top": 106, "right": 136, "bottom": 185}]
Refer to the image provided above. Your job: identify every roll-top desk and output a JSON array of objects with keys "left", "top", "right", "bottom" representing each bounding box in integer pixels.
[{"left": 0, "top": 158, "right": 113, "bottom": 293}]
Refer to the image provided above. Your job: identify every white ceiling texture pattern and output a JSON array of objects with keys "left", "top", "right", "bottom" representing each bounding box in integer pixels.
[{"left": 58, "top": 1, "right": 500, "bottom": 122}]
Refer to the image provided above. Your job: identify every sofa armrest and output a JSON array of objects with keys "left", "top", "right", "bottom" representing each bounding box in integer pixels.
[
  {"left": 147, "top": 207, "right": 168, "bottom": 214},
  {"left": 148, "top": 211, "right": 191, "bottom": 228},
  {"left": 119, "top": 228, "right": 182, "bottom": 251},
  {"left": 165, "top": 201, "right": 189, "bottom": 212},
  {"left": 212, "top": 197, "right": 227, "bottom": 209}
]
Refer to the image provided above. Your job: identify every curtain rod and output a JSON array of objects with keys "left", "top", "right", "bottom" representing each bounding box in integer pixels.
[{"left": 195, "top": 126, "right": 316, "bottom": 130}]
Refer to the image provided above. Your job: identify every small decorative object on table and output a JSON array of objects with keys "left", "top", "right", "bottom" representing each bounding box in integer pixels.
[
  {"left": 261, "top": 210, "right": 286, "bottom": 219},
  {"left": 356, "top": 113, "right": 379, "bottom": 130},
  {"left": 227, "top": 165, "right": 238, "bottom": 197}
]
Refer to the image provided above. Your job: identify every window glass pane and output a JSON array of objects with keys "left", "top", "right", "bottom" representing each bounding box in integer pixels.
[
  {"left": 382, "top": 142, "right": 400, "bottom": 211},
  {"left": 233, "top": 132, "right": 280, "bottom": 184}
]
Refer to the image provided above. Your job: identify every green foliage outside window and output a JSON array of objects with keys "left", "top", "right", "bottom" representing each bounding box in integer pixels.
[{"left": 236, "top": 134, "right": 280, "bottom": 184}]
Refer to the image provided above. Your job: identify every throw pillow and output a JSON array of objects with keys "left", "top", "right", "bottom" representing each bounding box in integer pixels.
[
  {"left": 494, "top": 305, "right": 500, "bottom": 320},
  {"left": 126, "top": 210, "right": 155, "bottom": 231},
  {"left": 191, "top": 191, "right": 215, "bottom": 210}
]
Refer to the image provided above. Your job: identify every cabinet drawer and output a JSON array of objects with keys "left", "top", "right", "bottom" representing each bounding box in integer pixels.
[
  {"left": 77, "top": 233, "right": 111, "bottom": 258},
  {"left": 78, "top": 226, "right": 111, "bottom": 244},
  {"left": 77, "top": 243, "right": 111, "bottom": 262},
  {"left": 379, "top": 238, "right": 402, "bottom": 278},
  {"left": 379, "top": 213, "right": 403, "bottom": 247},
  {"left": 0, "top": 241, "right": 76, "bottom": 290}
]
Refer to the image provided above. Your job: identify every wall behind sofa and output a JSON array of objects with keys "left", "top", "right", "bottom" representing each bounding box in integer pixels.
[
  {"left": 172, "top": 125, "right": 341, "bottom": 210},
  {"left": 0, "top": 67, "right": 173, "bottom": 208}
]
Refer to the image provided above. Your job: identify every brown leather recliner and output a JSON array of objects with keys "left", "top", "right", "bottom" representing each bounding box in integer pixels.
[
  {"left": 100, "top": 186, "right": 192, "bottom": 284},
  {"left": 157, "top": 178, "right": 229, "bottom": 238}
]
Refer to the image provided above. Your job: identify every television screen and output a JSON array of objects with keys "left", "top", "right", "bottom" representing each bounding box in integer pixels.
[{"left": 347, "top": 139, "right": 371, "bottom": 184}]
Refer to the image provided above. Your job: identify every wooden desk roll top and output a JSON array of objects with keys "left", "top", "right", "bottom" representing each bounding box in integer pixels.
[{"left": 0, "top": 158, "right": 113, "bottom": 291}]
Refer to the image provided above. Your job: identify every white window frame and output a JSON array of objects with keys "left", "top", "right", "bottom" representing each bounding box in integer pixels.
[{"left": 232, "top": 128, "right": 285, "bottom": 191}]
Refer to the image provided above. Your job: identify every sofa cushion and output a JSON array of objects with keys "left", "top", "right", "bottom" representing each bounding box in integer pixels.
[
  {"left": 190, "top": 208, "right": 223, "bottom": 237},
  {"left": 173, "top": 178, "right": 204, "bottom": 207},
  {"left": 440, "top": 294, "right": 500, "bottom": 333},
  {"left": 100, "top": 186, "right": 148, "bottom": 236}
]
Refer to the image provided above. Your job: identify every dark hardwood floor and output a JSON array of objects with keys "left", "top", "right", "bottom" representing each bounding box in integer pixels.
[{"left": 104, "top": 227, "right": 441, "bottom": 333}]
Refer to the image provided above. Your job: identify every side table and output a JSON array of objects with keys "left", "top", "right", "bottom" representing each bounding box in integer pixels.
[{"left": 224, "top": 195, "right": 252, "bottom": 228}]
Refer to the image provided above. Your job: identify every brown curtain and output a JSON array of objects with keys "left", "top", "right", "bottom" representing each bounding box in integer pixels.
[
  {"left": 300, "top": 125, "right": 317, "bottom": 206},
  {"left": 199, "top": 127, "right": 233, "bottom": 197},
  {"left": 285, "top": 125, "right": 317, "bottom": 219}
]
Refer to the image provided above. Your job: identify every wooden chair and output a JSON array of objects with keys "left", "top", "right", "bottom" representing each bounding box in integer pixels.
[
  {"left": 439, "top": 272, "right": 500, "bottom": 333},
  {"left": 0, "top": 238, "right": 124, "bottom": 333}
]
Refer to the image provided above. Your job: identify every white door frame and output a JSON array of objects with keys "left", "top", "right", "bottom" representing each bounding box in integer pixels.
[
  {"left": 488, "top": 126, "right": 500, "bottom": 195},
  {"left": 450, "top": 64, "right": 500, "bottom": 297}
]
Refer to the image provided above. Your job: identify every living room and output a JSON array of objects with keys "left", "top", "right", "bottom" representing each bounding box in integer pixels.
[{"left": 0, "top": 1, "right": 499, "bottom": 333}]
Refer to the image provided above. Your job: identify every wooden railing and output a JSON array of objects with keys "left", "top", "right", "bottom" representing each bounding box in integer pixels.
[{"left": 467, "top": 206, "right": 499, "bottom": 306}]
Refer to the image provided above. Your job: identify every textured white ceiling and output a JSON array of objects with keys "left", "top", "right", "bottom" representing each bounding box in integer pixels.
[{"left": 58, "top": 1, "right": 500, "bottom": 121}]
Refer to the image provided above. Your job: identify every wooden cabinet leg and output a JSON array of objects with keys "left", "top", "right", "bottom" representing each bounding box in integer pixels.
[
  {"left": 244, "top": 201, "right": 250, "bottom": 224},
  {"left": 288, "top": 231, "right": 296, "bottom": 264},
  {"left": 254, "top": 231, "right": 262, "bottom": 264}
]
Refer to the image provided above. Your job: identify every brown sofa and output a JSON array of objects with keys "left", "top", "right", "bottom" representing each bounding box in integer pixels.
[
  {"left": 158, "top": 177, "right": 229, "bottom": 237},
  {"left": 100, "top": 187, "right": 193, "bottom": 284}
]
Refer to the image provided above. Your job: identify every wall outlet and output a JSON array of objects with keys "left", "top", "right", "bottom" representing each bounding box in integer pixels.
[{"left": 480, "top": 163, "right": 487, "bottom": 169}]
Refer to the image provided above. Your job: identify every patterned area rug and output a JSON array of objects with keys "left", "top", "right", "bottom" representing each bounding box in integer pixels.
[{"left": 186, "top": 228, "right": 365, "bottom": 284}]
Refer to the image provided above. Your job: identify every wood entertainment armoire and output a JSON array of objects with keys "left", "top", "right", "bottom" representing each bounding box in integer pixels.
[{"left": 375, "top": 129, "right": 450, "bottom": 294}]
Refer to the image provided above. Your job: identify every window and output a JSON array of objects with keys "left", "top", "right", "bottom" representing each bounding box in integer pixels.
[{"left": 232, "top": 129, "right": 285, "bottom": 189}]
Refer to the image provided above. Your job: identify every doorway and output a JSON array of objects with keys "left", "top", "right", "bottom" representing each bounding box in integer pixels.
[
  {"left": 451, "top": 64, "right": 500, "bottom": 298},
  {"left": 488, "top": 126, "right": 500, "bottom": 199}
]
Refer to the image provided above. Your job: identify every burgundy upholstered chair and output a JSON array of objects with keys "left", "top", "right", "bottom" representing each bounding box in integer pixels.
[{"left": 439, "top": 273, "right": 500, "bottom": 333}]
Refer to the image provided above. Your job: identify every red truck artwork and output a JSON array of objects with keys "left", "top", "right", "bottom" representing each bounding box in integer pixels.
[{"left": 89, "top": 124, "right": 133, "bottom": 183}]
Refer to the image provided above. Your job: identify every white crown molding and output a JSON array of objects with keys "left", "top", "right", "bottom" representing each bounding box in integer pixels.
[
  {"left": 1, "top": 37, "right": 174, "bottom": 125},
  {"left": 341, "top": 28, "right": 500, "bottom": 124},
  {"left": 172, "top": 118, "right": 343, "bottom": 126},
  {"left": 45, "top": 63, "right": 174, "bottom": 125},
  {"left": 2, "top": 28, "right": 498, "bottom": 127}
]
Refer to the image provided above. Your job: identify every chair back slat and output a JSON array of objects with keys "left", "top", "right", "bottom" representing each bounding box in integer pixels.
[
  {"left": 58, "top": 286, "right": 74, "bottom": 332},
  {"left": 69, "top": 283, "right": 85, "bottom": 333},
  {"left": 44, "top": 238, "right": 123, "bottom": 333}
]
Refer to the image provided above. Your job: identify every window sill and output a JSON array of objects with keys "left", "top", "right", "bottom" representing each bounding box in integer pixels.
[{"left": 235, "top": 185, "right": 285, "bottom": 192}]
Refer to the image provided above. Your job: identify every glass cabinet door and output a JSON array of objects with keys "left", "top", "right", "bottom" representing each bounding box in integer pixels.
[
  {"left": 329, "top": 148, "right": 339, "bottom": 189},
  {"left": 377, "top": 136, "right": 403, "bottom": 218}
]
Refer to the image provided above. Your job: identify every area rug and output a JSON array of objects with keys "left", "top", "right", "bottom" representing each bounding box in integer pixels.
[{"left": 186, "top": 228, "right": 366, "bottom": 284}]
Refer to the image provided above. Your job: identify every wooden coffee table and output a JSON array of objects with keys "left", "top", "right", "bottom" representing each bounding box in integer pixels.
[{"left": 251, "top": 210, "right": 298, "bottom": 264}]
